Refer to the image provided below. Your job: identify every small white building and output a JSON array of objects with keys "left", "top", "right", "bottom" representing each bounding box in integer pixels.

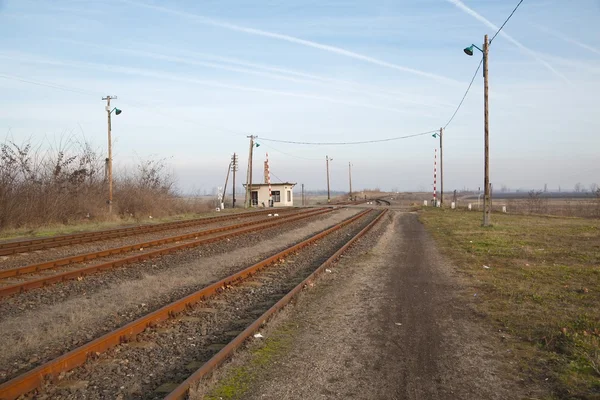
[{"left": 244, "top": 182, "right": 296, "bottom": 207}]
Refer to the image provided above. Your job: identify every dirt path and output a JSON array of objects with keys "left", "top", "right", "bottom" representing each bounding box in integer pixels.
[{"left": 240, "top": 211, "right": 526, "bottom": 399}]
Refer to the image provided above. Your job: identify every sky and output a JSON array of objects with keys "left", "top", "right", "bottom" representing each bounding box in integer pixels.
[{"left": 0, "top": 0, "right": 599, "bottom": 194}]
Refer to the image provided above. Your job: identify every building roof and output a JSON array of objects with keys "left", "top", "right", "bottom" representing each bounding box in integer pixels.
[{"left": 243, "top": 182, "right": 296, "bottom": 187}]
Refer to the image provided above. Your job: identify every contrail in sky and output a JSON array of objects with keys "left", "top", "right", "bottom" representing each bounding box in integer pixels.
[
  {"left": 0, "top": 52, "right": 436, "bottom": 116},
  {"left": 56, "top": 39, "right": 450, "bottom": 109},
  {"left": 446, "top": 0, "right": 570, "bottom": 83},
  {"left": 535, "top": 24, "right": 600, "bottom": 56},
  {"left": 120, "top": 0, "right": 458, "bottom": 85}
]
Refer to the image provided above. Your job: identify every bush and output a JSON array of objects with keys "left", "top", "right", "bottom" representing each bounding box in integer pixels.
[{"left": 0, "top": 136, "right": 210, "bottom": 230}]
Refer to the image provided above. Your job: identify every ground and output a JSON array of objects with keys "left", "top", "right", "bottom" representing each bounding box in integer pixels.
[{"left": 201, "top": 211, "right": 538, "bottom": 399}]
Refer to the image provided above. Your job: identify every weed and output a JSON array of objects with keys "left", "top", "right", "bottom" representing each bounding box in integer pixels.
[{"left": 419, "top": 208, "right": 600, "bottom": 398}]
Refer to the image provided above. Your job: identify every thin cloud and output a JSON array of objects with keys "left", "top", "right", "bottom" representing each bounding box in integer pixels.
[
  {"left": 535, "top": 24, "right": 600, "bottom": 56},
  {"left": 56, "top": 39, "right": 452, "bottom": 109},
  {"left": 0, "top": 51, "right": 436, "bottom": 117},
  {"left": 446, "top": 0, "right": 569, "bottom": 83},
  {"left": 120, "top": 0, "right": 458, "bottom": 85}
]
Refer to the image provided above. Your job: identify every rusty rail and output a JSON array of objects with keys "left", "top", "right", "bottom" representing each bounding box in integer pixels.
[
  {"left": 0, "top": 208, "right": 322, "bottom": 281},
  {"left": 0, "top": 208, "right": 332, "bottom": 299},
  {"left": 0, "top": 209, "right": 295, "bottom": 256},
  {"left": 163, "top": 209, "right": 387, "bottom": 400},
  {"left": 0, "top": 209, "right": 373, "bottom": 400}
]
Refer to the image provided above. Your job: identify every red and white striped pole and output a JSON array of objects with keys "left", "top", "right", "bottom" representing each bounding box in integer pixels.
[
  {"left": 266, "top": 153, "right": 272, "bottom": 207},
  {"left": 433, "top": 148, "right": 437, "bottom": 206}
]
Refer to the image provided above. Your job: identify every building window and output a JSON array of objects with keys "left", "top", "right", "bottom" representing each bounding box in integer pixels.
[
  {"left": 272, "top": 190, "right": 281, "bottom": 202},
  {"left": 287, "top": 190, "right": 291, "bottom": 202}
]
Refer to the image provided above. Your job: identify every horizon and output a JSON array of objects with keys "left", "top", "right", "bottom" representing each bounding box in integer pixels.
[{"left": 1, "top": 0, "right": 599, "bottom": 193}]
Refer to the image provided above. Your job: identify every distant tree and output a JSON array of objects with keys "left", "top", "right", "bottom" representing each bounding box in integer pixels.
[
  {"left": 574, "top": 182, "right": 582, "bottom": 192},
  {"left": 590, "top": 183, "right": 598, "bottom": 193},
  {"left": 501, "top": 185, "right": 508, "bottom": 193}
]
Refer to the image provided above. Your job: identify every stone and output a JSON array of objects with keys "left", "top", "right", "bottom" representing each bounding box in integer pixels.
[
  {"left": 154, "top": 382, "right": 180, "bottom": 393},
  {"left": 56, "top": 380, "right": 89, "bottom": 390}
]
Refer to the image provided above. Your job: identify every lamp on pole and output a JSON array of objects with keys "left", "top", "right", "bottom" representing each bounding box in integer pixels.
[
  {"left": 102, "top": 95, "right": 122, "bottom": 214},
  {"left": 464, "top": 35, "right": 491, "bottom": 226}
]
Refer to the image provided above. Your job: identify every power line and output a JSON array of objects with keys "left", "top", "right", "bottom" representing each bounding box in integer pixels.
[
  {"left": 444, "top": 0, "right": 524, "bottom": 130},
  {"left": 258, "top": 141, "right": 321, "bottom": 161},
  {"left": 0, "top": 73, "right": 98, "bottom": 96},
  {"left": 443, "top": 58, "right": 483, "bottom": 129},
  {"left": 490, "top": 0, "right": 524, "bottom": 44},
  {"left": 258, "top": 130, "right": 437, "bottom": 146}
]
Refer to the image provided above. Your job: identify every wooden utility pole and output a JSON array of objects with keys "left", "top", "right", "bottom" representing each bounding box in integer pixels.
[
  {"left": 439, "top": 127, "right": 444, "bottom": 207},
  {"left": 222, "top": 161, "right": 232, "bottom": 208},
  {"left": 102, "top": 95, "right": 117, "bottom": 213},
  {"left": 348, "top": 162, "right": 353, "bottom": 200},
  {"left": 483, "top": 34, "right": 491, "bottom": 226},
  {"left": 245, "top": 136, "right": 256, "bottom": 208},
  {"left": 231, "top": 153, "right": 238, "bottom": 208},
  {"left": 326, "top": 156, "right": 332, "bottom": 203},
  {"left": 301, "top": 183, "right": 305, "bottom": 206}
]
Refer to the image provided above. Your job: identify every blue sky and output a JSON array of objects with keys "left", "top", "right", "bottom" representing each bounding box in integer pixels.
[{"left": 1, "top": 0, "right": 599, "bottom": 193}]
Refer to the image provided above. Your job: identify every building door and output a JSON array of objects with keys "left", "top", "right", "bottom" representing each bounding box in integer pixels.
[{"left": 251, "top": 191, "right": 258, "bottom": 206}]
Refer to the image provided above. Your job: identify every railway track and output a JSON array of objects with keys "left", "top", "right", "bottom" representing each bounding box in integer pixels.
[
  {"left": 375, "top": 198, "right": 391, "bottom": 206},
  {"left": 0, "top": 208, "right": 386, "bottom": 399},
  {"left": 0, "top": 209, "right": 295, "bottom": 257},
  {"left": 0, "top": 208, "right": 331, "bottom": 299}
]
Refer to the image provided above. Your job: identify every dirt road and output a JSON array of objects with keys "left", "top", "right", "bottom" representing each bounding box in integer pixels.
[{"left": 239, "top": 211, "right": 526, "bottom": 399}]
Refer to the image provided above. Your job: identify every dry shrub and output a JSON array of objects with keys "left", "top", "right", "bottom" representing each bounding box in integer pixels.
[{"left": 0, "top": 136, "right": 210, "bottom": 230}]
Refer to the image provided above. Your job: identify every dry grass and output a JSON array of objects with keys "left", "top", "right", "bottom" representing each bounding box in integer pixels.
[
  {"left": 419, "top": 208, "right": 600, "bottom": 399},
  {"left": 0, "top": 137, "right": 214, "bottom": 233}
]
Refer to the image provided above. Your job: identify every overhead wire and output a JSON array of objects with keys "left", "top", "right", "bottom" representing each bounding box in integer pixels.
[
  {"left": 258, "top": 130, "right": 437, "bottom": 145},
  {"left": 443, "top": 0, "right": 525, "bottom": 130},
  {"left": 490, "top": 0, "right": 524, "bottom": 44},
  {"left": 443, "top": 59, "right": 483, "bottom": 129}
]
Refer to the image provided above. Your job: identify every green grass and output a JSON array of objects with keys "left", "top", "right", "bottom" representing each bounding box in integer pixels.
[
  {"left": 419, "top": 208, "right": 600, "bottom": 399},
  {"left": 205, "top": 323, "right": 296, "bottom": 399}
]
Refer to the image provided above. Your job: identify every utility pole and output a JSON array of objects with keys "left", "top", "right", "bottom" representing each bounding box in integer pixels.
[
  {"left": 348, "top": 162, "right": 353, "bottom": 200},
  {"left": 483, "top": 34, "right": 491, "bottom": 226},
  {"left": 245, "top": 135, "right": 257, "bottom": 208},
  {"left": 326, "top": 156, "right": 332, "bottom": 203},
  {"left": 231, "top": 153, "right": 238, "bottom": 208},
  {"left": 439, "top": 127, "right": 444, "bottom": 207},
  {"left": 222, "top": 161, "right": 232, "bottom": 209},
  {"left": 102, "top": 95, "right": 117, "bottom": 213},
  {"left": 301, "top": 183, "right": 305, "bottom": 206}
]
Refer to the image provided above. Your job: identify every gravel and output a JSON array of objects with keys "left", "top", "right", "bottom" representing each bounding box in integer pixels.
[
  {"left": 0, "top": 208, "right": 360, "bottom": 384},
  {"left": 0, "top": 211, "right": 296, "bottom": 271},
  {"left": 37, "top": 210, "right": 379, "bottom": 399}
]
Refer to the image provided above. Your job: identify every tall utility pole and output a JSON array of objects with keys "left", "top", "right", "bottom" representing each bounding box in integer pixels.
[
  {"left": 231, "top": 153, "right": 238, "bottom": 208},
  {"left": 102, "top": 95, "right": 117, "bottom": 213},
  {"left": 245, "top": 135, "right": 257, "bottom": 208},
  {"left": 326, "top": 156, "right": 332, "bottom": 203},
  {"left": 348, "top": 162, "right": 353, "bottom": 200},
  {"left": 483, "top": 34, "right": 491, "bottom": 226},
  {"left": 301, "top": 183, "right": 305, "bottom": 206},
  {"left": 439, "top": 127, "right": 444, "bottom": 207}
]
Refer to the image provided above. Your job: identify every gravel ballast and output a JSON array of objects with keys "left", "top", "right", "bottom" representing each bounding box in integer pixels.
[
  {"left": 35, "top": 210, "right": 380, "bottom": 399},
  {"left": 0, "top": 208, "right": 360, "bottom": 384}
]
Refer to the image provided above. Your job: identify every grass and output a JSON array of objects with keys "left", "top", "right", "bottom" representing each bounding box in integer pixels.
[
  {"left": 0, "top": 209, "right": 247, "bottom": 241},
  {"left": 203, "top": 322, "right": 296, "bottom": 400},
  {"left": 419, "top": 208, "right": 600, "bottom": 399}
]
